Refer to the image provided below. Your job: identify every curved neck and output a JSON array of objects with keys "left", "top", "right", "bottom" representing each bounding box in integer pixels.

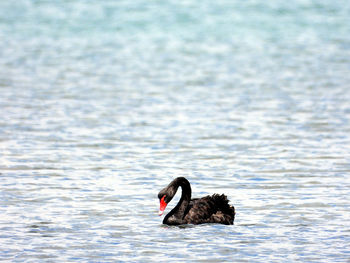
[{"left": 163, "top": 177, "right": 192, "bottom": 225}]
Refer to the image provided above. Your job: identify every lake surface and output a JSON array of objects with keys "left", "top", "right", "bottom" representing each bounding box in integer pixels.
[{"left": 1, "top": 0, "right": 350, "bottom": 262}]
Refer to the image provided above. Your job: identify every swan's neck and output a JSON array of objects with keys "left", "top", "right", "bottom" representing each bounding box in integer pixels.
[{"left": 163, "top": 178, "right": 191, "bottom": 225}]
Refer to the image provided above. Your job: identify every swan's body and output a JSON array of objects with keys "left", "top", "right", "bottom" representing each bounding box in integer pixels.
[{"left": 158, "top": 177, "right": 235, "bottom": 225}]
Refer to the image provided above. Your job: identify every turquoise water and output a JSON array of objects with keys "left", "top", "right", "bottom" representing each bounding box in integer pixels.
[{"left": 1, "top": 0, "right": 350, "bottom": 262}]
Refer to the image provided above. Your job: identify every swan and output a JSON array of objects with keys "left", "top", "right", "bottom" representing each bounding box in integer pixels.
[{"left": 158, "top": 177, "right": 235, "bottom": 225}]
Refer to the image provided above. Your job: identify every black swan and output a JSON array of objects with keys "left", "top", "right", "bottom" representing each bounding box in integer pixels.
[{"left": 158, "top": 177, "right": 235, "bottom": 225}]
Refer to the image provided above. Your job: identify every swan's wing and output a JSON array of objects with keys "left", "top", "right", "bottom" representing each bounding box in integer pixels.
[
  {"left": 184, "top": 196, "right": 216, "bottom": 224},
  {"left": 185, "top": 195, "right": 235, "bottom": 225}
]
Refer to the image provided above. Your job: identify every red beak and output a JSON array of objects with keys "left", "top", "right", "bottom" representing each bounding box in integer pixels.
[{"left": 159, "top": 195, "right": 167, "bottom": 216}]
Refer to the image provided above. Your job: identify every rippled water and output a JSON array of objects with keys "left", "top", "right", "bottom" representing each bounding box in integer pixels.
[{"left": 1, "top": 0, "right": 350, "bottom": 262}]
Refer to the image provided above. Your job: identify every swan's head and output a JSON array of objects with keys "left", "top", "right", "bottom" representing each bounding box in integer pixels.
[
  {"left": 158, "top": 177, "right": 190, "bottom": 216},
  {"left": 157, "top": 186, "right": 176, "bottom": 216}
]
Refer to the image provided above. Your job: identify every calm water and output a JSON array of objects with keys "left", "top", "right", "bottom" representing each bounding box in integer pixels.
[{"left": 1, "top": 0, "right": 350, "bottom": 262}]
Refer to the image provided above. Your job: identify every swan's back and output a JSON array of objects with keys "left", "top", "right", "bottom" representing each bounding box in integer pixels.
[{"left": 184, "top": 194, "right": 235, "bottom": 225}]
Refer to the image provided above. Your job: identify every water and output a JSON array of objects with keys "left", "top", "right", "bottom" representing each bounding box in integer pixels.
[{"left": 1, "top": 0, "right": 350, "bottom": 262}]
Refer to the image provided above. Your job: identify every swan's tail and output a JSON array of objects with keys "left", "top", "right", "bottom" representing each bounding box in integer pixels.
[{"left": 211, "top": 194, "right": 236, "bottom": 223}]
